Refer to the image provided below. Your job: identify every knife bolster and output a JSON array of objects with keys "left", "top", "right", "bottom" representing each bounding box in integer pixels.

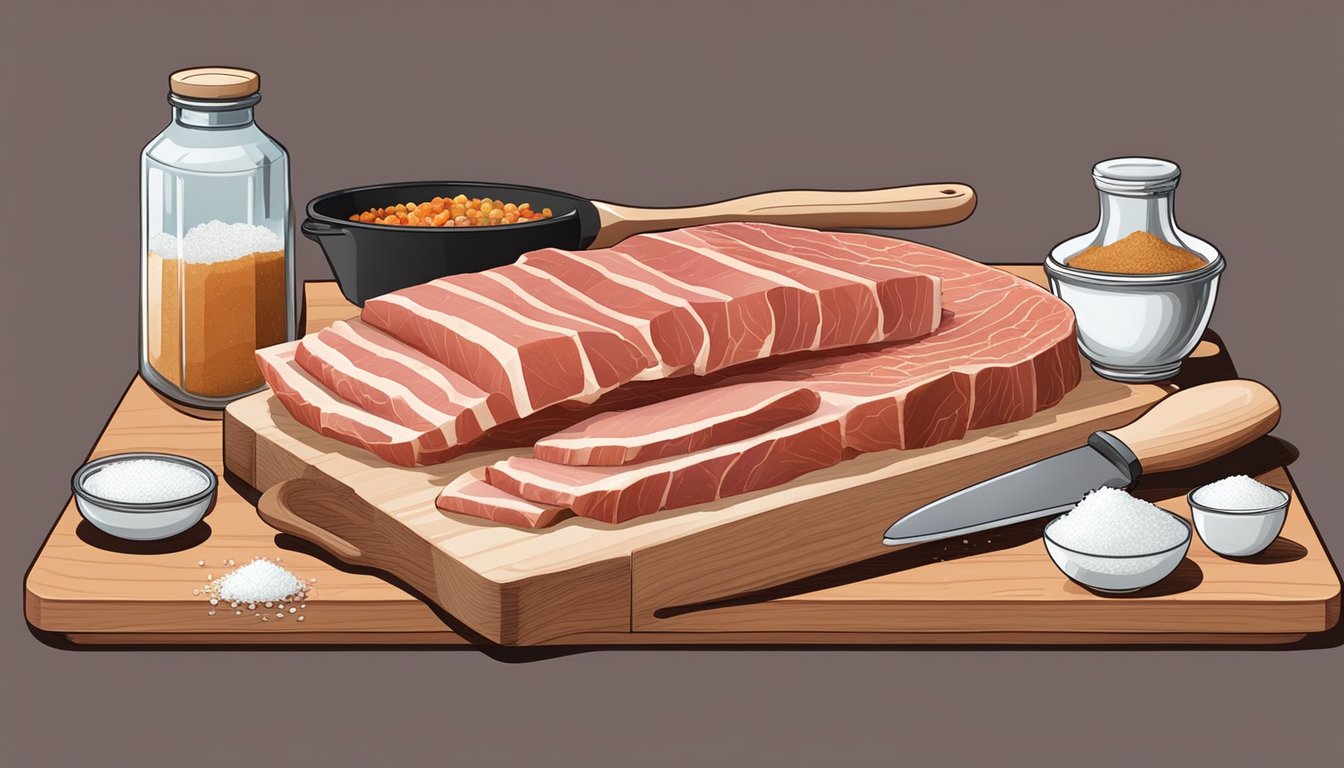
[{"left": 1088, "top": 431, "right": 1142, "bottom": 485}]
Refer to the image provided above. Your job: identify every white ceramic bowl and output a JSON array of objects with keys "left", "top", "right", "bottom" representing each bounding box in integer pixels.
[
  {"left": 1188, "top": 485, "right": 1289, "bottom": 558},
  {"left": 1044, "top": 234, "right": 1223, "bottom": 383},
  {"left": 72, "top": 453, "right": 217, "bottom": 541},
  {"left": 1043, "top": 511, "right": 1192, "bottom": 593}
]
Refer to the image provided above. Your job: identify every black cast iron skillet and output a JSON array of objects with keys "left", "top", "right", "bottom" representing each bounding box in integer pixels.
[{"left": 303, "top": 180, "right": 977, "bottom": 306}]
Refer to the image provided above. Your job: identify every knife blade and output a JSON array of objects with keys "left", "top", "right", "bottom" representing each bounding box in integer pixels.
[
  {"left": 882, "top": 435, "right": 1137, "bottom": 545},
  {"left": 882, "top": 380, "right": 1281, "bottom": 547}
]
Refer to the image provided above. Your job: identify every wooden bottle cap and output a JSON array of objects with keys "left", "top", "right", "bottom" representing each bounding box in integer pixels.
[{"left": 169, "top": 67, "right": 259, "bottom": 99}]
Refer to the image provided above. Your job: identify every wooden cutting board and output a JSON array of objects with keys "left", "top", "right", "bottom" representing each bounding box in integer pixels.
[
  {"left": 217, "top": 270, "right": 1338, "bottom": 646},
  {"left": 27, "top": 272, "right": 1339, "bottom": 648}
]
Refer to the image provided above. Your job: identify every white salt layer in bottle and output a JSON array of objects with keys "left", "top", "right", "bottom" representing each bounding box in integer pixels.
[
  {"left": 1049, "top": 487, "right": 1187, "bottom": 556},
  {"left": 1192, "top": 475, "right": 1285, "bottom": 511},
  {"left": 149, "top": 220, "right": 283, "bottom": 264},
  {"left": 82, "top": 459, "right": 210, "bottom": 504}
]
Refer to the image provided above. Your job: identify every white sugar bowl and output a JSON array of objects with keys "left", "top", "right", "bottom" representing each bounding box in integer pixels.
[
  {"left": 72, "top": 453, "right": 217, "bottom": 541},
  {"left": 1188, "top": 482, "right": 1289, "bottom": 558}
]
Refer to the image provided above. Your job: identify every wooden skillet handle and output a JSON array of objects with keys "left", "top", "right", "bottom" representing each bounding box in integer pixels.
[
  {"left": 1105, "top": 380, "right": 1281, "bottom": 475},
  {"left": 257, "top": 479, "right": 366, "bottom": 564},
  {"left": 587, "top": 183, "right": 976, "bottom": 248}
]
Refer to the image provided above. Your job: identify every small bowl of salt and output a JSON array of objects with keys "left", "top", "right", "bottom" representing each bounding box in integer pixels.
[
  {"left": 72, "top": 453, "right": 217, "bottom": 541},
  {"left": 1043, "top": 487, "right": 1192, "bottom": 593},
  {"left": 1188, "top": 475, "right": 1290, "bottom": 558}
]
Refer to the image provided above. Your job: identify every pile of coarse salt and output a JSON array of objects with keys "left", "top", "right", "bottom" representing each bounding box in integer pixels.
[
  {"left": 1193, "top": 475, "right": 1285, "bottom": 511},
  {"left": 196, "top": 557, "right": 313, "bottom": 622},
  {"left": 1049, "top": 487, "right": 1187, "bottom": 556},
  {"left": 148, "top": 220, "right": 283, "bottom": 264},
  {"left": 83, "top": 458, "right": 209, "bottom": 503}
]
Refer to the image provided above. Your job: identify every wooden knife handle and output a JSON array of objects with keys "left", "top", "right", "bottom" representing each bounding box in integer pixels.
[
  {"left": 257, "top": 479, "right": 366, "bottom": 564},
  {"left": 588, "top": 183, "right": 976, "bottom": 248},
  {"left": 1105, "top": 380, "right": 1281, "bottom": 474}
]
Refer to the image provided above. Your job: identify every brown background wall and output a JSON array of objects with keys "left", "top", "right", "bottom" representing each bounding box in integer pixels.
[{"left": 2, "top": 0, "right": 1341, "bottom": 766}]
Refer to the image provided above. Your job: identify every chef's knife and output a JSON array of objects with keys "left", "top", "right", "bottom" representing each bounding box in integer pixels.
[{"left": 882, "top": 380, "right": 1280, "bottom": 546}]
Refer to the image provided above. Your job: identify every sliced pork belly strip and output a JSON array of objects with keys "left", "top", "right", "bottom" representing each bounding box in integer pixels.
[
  {"left": 438, "top": 271, "right": 651, "bottom": 392},
  {"left": 256, "top": 343, "right": 441, "bottom": 467},
  {"left": 486, "top": 405, "right": 847, "bottom": 524},
  {"left": 705, "top": 222, "right": 942, "bottom": 339},
  {"left": 533, "top": 246, "right": 749, "bottom": 374},
  {"left": 660, "top": 227, "right": 882, "bottom": 349},
  {"left": 362, "top": 278, "right": 646, "bottom": 413},
  {"left": 513, "top": 251, "right": 704, "bottom": 375},
  {"left": 293, "top": 320, "right": 511, "bottom": 452},
  {"left": 615, "top": 233, "right": 821, "bottom": 359},
  {"left": 480, "top": 265, "right": 668, "bottom": 379},
  {"left": 436, "top": 470, "right": 572, "bottom": 529},
  {"left": 533, "top": 384, "right": 821, "bottom": 466}
]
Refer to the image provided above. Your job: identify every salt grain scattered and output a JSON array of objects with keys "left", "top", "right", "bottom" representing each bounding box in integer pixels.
[
  {"left": 217, "top": 559, "right": 302, "bottom": 604},
  {"left": 198, "top": 560, "right": 205, "bottom": 567},
  {"left": 82, "top": 459, "right": 208, "bottom": 504},
  {"left": 196, "top": 555, "right": 311, "bottom": 624},
  {"left": 1050, "top": 487, "right": 1187, "bottom": 556},
  {"left": 1193, "top": 475, "right": 1285, "bottom": 511}
]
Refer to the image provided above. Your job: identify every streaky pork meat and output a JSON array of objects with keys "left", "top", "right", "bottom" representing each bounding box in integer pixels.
[
  {"left": 440, "top": 231, "right": 1079, "bottom": 525},
  {"left": 486, "top": 404, "right": 848, "bottom": 524},
  {"left": 357, "top": 224, "right": 941, "bottom": 417},
  {"left": 532, "top": 384, "right": 821, "bottom": 466}
]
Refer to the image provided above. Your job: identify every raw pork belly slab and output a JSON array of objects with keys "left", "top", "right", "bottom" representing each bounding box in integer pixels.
[
  {"left": 443, "top": 231, "right": 1080, "bottom": 525},
  {"left": 264, "top": 223, "right": 945, "bottom": 466},
  {"left": 359, "top": 224, "right": 941, "bottom": 415},
  {"left": 532, "top": 384, "right": 821, "bottom": 466}
]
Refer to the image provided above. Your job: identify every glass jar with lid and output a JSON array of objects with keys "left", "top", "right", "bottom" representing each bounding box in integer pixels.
[
  {"left": 1045, "top": 157, "right": 1224, "bottom": 383},
  {"left": 140, "top": 67, "right": 294, "bottom": 411}
]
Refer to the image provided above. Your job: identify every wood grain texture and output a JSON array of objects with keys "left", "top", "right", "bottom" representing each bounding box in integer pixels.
[
  {"left": 1109, "top": 379, "right": 1281, "bottom": 473},
  {"left": 25, "top": 271, "right": 1340, "bottom": 648},
  {"left": 590, "top": 184, "right": 976, "bottom": 247},
  {"left": 226, "top": 278, "right": 1175, "bottom": 643}
]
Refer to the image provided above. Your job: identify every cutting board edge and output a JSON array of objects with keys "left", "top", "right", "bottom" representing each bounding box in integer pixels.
[{"left": 626, "top": 389, "right": 1167, "bottom": 626}]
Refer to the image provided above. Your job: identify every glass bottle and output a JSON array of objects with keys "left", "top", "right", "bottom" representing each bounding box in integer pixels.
[
  {"left": 140, "top": 67, "right": 294, "bottom": 411},
  {"left": 1062, "top": 158, "right": 1210, "bottom": 256}
]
